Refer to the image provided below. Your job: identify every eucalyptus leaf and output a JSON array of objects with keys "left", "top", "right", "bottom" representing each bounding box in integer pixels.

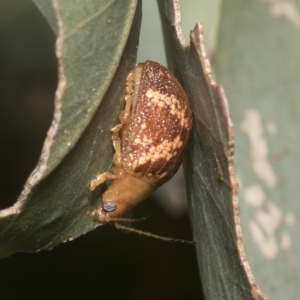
[
  {"left": 0, "top": 0, "right": 141, "bottom": 257},
  {"left": 215, "top": 1, "right": 300, "bottom": 299},
  {"left": 158, "top": 1, "right": 267, "bottom": 299},
  {"left": 33, "top": 0, "right": 57, "bottom": 33}
]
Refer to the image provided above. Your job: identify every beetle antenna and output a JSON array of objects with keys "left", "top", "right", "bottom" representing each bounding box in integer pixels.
[
  {"left": 107, "top": 216, "right": 151, "bottom": 223},
  {"left": 114, "top": 221, "right": 195, "bottom": 245}
]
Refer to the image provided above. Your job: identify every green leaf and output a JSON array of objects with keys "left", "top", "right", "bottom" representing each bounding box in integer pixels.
[
  {"left": 158, "top": 1, "right": 267, "bottom": 299},
  {"left": 33, "top": 0, "right": 58, "bottom": 33},
  {"left": 215, "top": 1, "right": 300, "bottom": 299},
  {"left": 0, "top": 0, "right": 141, "bottom": 257}
]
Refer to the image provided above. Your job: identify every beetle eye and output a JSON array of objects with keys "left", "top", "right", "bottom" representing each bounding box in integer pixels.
[{"left": 102, "top": 202, "right": 117, "bottom": 212}]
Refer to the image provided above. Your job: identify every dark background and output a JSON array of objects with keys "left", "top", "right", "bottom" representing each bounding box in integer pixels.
[{"left": 0, "top": 1, "right": 202, "bottom": 299}]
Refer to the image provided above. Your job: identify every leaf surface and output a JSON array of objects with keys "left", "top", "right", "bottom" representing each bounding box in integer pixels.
[
  {"left": 158, "top": 1, "right": 267, "bottom": 299},
  {"left": 215, "top": 1, "right": 300, "bottom": 299},
  {"left": 0, "top": 0, "right": 141, "bottom": 257}
]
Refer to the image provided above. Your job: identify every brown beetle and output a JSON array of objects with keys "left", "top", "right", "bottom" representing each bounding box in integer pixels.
[{"left": 90, "top": 61, "right": 193, "bottom": 242}]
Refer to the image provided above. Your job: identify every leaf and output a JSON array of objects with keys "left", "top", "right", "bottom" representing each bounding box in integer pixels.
[
  {"left": 158, "top": 1, "right": 267, "bottom": 299},
  {"left": 215, "top": 1, "right": 300, "bottom": 299},
  {"left": 33, "top": 0, "right": 58, "bottom": 33},
  {"left": 0, "top": 0, "right": 141, "bottom": 257}
]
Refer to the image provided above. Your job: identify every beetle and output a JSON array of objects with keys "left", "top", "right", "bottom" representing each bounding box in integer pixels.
[{"left": 90, "top": 61, "right": 193, "bottom": 243}]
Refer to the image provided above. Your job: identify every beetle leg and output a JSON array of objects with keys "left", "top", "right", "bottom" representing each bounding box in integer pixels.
[
  {"left": 90, "top": 172, "right": 120, "bottom": 191},
  {"left": 90, "top": 123, "right": 124, "bottom": 191},
  {"left": 126, "top": 72, "right": 134, "bottom": 95},
  {"left": 111, "top": 124, "right": 122, "bottom": 167},
  {"left": 119, "top": 71, "right": 135, "bottom": 124},
  {"left": 119, "top": 95, "right": 133, "bottom": 124}
]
